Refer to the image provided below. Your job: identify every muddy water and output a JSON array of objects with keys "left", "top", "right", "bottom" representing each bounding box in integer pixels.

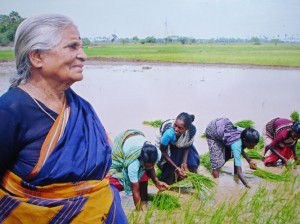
[
  {"left": 1, "top": 61, "right": 299, "bottom": 209},
  {"left": 71, "top": 62, "right": 300, "bottom": 155}
]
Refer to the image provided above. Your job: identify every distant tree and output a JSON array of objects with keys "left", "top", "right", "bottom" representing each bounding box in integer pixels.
[
  {"left": 144, "top": 36, "right": 156, "bottom": 43},
  {"left": 178, "top": 37, "right": 189, "bottom": 45},
  {"left": 250, "top": 36, "right": 261, "bottom": 45},
  {"left": 270, "top": 39, "right": 280, "bottom": 45},
  {"left": 0, "top": 11, "right": 24, "bottom": 46},
  {"left": 132, "top": 36, "right": 139, "bottom": 43},
  {"left": 164, "top": 36, "right": 172, "bottom": 44},
  {"left": 111, "top": 34, "right": 117, "bottom": 43},
  {"left": 120, "top": 38, "right": 129, "bottom": 45},
  {"left": 82, "top": 38, "right": 91, "bottom": 47},
  {"left": 190, "top": 38, "right": 196, "bottom": 44}
]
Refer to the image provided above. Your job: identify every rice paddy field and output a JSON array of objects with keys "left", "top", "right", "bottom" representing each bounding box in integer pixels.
[
  {"left": 1, "top": 44, "right": 299, "bottom": 223},
  {"left": 1, "top": 43, "right": 300, "bottom": 67},
  {"left": 124, "top": 162, "right": 300, "bottom": 224},
  {"left": 127, "top": 119, "right": 300, "bottom": 224}
]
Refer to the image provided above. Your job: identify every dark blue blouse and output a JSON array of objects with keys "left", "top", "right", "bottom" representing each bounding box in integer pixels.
[{"left": 0, "top": 87, "right": 58, "bottom": 178}]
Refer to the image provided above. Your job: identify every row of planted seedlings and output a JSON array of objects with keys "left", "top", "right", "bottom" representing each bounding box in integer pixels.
[
  {"left": 130, "top": 114, "right": 300, "bottom": 223},
  {"left": 127, "top": 173, "right": 300, "bottom": 224}
]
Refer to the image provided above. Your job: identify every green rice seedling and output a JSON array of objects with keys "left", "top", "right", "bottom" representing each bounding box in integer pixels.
[
  {"left": 200, "top": 152, "right": 212, "bottom": 172},
  {"left": 171, "top": 172, "right": 215, "bottom": 196},
  {"left": 296, "top": 141, "right": 300, "bottom": 156},
  {"left": 127, "top": 209, "right": 142, "bottom": 224},
  {"left": 143, "top": 119, "right": 163, "bottom": 128},
  {"left": 246, "top": 137, "right": 264, "bottom": 160},
  {"left": 150, "top": 192, "right": 180, "bottom": 211},
  {"left": 246, "top": 149, "right": 264, "bottom": 160},
  {"left": 252, "top": 167, "right": 292, "bottom": 182},
  {"left": 234, "top": 119, "right": 255, "bottom": 128},
  {"left": 254, "top": 136, "right": 264, "bottom": 150},
  {"left": 290, "top": 111, "right": 300, "bottom": 122},
  {"left": 200, "top": 132, "right": 206, "bottom": 138}
]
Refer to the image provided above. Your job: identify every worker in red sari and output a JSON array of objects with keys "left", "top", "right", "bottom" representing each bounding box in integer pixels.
[
  {"left": 263, "top": 118, "right": 300, "bottom": 166},
  {"left": 0, "top": 14, "right": 127, "bottom": 223}
]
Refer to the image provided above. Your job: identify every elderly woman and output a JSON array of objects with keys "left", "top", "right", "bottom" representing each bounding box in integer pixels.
[
  {"left": 205, "top": 118, "right": 260, "bottom": 188},
  {"left": 108, "top": 129, "right": 168, "bottom": 211},
  {"left": 0, "top": 14, "right": 127, "bottom": 223},
  {"left": 155, "top": 112, "right": 200, "bottom": 185},
  {"left": 263, "top": 118, "right": 300, "bottom": 166}
]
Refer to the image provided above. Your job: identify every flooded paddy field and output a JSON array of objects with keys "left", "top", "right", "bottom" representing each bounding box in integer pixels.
[{"left": 1, "top": 61, "right": 299, "bottom": 223}]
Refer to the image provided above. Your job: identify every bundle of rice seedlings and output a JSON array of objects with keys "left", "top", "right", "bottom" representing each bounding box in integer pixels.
[
  {"left": 296, "top": 141, "right": 300, "bottom": 155},
  {"left": 246, "top": 137, "right": 264, "bottom": 160},
  {"left": 171, "top": 172, "right": 215, "bottom": 196},
  {"left": 246, "top": 150, "right": 264, "bottom": 161},
  {"left": 143, "top": 119, "right": 163, "bottom": 128},
  {"left": 200, "top": 152, "right": 212, "bottom": 172},
  {"left": 252, "top": 167, "right": 292, "bottom": 182},
  {"left": 290, "top": 111, "right": 300, "bottom": 122},
  {"left": 234, "top": 120, "right": 255, "bottom": 128},
  {"left": 149, "top": 193, "right": 180, "bottom": 211}
]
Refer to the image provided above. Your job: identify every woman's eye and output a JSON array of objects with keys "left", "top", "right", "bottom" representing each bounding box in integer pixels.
[{"left": 68, "top": 43, "right": 79, "bottom": 49}]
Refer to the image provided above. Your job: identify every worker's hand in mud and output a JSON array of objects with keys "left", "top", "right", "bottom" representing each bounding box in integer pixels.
[
  {"left": 175, "top": 167, "right": 187, "bottom": 179},
  {"left": 282, "top": 158, "right": 289, "bottom": 164},
  {"left": 155, "top": 181, "right": 169, "bottom": 191},
  {"left": 249, "top": 160, "right": 257, "bottom": 170},
  {"left": 245, "top": 182, "right": 251, "bottom": 188},
  {"left": 180, "top": 163, "right": 189, "bottom": 173}
]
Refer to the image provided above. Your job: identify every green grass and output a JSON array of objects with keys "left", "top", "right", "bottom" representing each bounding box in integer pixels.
[
  {"left": 143, "top": 120, "right": 163, "bottom": 128},
  {"left": 234, "top": 120, "right": 255, "bottom": 128},
  {"left": 127, "top": 175, "right": 300, "bottom": 223},
  {"left": 252, "top": 167, "right": 292, "bottom": 182},
  {"left": 1, "top": 43, "right": 300, "bottom": 67},
  {"left": 0, "top": 50, "right": 14, "bottom": 60}
]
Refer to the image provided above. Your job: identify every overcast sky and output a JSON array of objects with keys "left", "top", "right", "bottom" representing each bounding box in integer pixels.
[{"left": 1, "top": 0, "right": 300, "bottom": 39}]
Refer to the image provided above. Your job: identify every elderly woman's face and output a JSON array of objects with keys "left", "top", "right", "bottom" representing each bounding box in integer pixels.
[{"left": 40, "top": 25, "right": 87, "bottom": 86}]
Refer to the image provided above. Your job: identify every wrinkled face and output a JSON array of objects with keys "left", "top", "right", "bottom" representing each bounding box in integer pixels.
[
  {"left": 39, "top": 25, "right": 87, "bottom": 87},
  {"left": 173, "top": 119, "right": 187, "bottom": 136}
]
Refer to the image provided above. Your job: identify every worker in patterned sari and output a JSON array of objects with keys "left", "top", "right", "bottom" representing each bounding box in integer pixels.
[
  {"left": 205, "top": 118, "right": 260, "bottom": 188},
  {"left": 155, "top": 112, "right": 200, "bottom": 185},
  {"left": 108, "top": 129, "right": 168, "bottom": 211},
  {"left": 0, "top": 14, "right": 127, "bottom": 223},
  {"left": 263, "top": 118, "right": 300, "bottom": 166}
]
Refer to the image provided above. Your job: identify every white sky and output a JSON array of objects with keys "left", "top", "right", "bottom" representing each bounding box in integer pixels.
[{"left": 1, "top": 0, "right": 300, "bottom": 39}]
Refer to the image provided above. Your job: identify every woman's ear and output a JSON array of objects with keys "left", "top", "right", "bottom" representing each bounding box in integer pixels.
[{"left": 28, "top": 50, "right": 43, "bottom": 68}]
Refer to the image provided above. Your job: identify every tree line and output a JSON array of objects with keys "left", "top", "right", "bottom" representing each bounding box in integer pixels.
[
  {"left": 0, "top": 11, "right": 24, "bottom": 46},
  {"left": 1, "top": 11, "right": 299, "bottom": 47}
]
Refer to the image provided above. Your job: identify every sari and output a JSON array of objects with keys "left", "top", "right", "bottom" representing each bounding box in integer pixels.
[
  {"left": 109, "top": 129, "right": 145, "bottom": 195},
  {"left": 155, "top": 119, "right": 199, "bottom": 184},
  {"left": 264, "top": 118, "right": 296, "bottom": 165},
  {"left": 0, "top": 88, "right": 127, "bottom": 224},
  {"left": 205, "top": 118, "right": 241, "bottom": 170}
]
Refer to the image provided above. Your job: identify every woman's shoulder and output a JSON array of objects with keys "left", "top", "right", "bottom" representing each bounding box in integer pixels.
[{"left": 0, "top": 87, "right": 30, "bottom": 110}]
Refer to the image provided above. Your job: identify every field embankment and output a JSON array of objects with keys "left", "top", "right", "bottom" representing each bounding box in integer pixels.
[{"left": 1, "top": 43, "right": 300, "bottom": 67}]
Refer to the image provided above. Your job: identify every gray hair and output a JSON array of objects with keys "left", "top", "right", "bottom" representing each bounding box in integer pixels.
[{"left": 11, "top": 14, "right": 76, "bottom": 87}]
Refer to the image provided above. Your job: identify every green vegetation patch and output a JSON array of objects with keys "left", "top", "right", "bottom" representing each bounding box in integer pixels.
[
  {"left": 149, "top": 193, "right": 180, "bottom": 211},
  {"left": 252, "top": 167, "right": 292, "bottom": 182},
  {"left": 171, "top": 172, "right": 215, "bottom": 196},
  {"left": 143, "top": 119, "right": 163, "bottom": 128},
  {"left": 234, "top": 119, "right": 255, "bottom": 128}
]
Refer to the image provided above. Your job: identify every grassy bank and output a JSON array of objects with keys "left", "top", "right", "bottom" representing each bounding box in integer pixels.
[{"left": 1, "top": 43, "right": 300, "bottom": 67}]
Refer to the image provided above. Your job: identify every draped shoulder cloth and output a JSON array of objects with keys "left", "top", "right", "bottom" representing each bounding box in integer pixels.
[{"left": 0, "top": 89, "right": 115, "bottom": 224}]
